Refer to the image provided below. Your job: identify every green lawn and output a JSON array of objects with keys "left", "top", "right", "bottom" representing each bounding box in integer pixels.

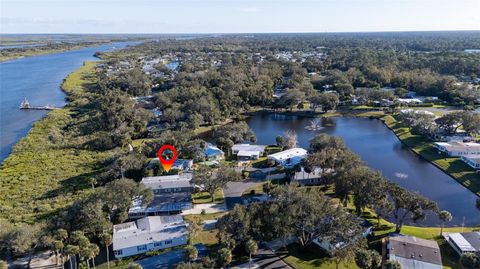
[
  {"left": 382, "top": 115, "right": 480, "bottom": 196},
  {"left": 192, "top": 190, "right": 225, "bottom": 204},
  {"left": 184, "top": 212, "right": 225, "bottom": 249},
  {"left": 280, "top": 243, "right": 359, "bottom": 269}
]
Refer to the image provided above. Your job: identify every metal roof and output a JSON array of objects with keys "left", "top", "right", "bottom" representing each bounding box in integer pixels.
[
  {"left": 113, "top": 216, "right": 188, "bottom": 250},
  {"left": 141, "top": 173, "right": 193, "bottom": 190}
]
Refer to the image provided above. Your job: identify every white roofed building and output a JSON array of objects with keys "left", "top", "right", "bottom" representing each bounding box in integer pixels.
[
  {"left": 267, "top": 148, "right": 307, "bottom": 168},
  {"left": 461, "top": 155, "right": 480, "bottom": 169},
  {"left": 232, "top": 144, "right": 266, "bottom": 160},
  {"left": 443, "top": 232, "right": 480, "bottom": 255},
  {"left": 113, "top": 215, "right": 188, "bottom": 258},
  {"left": 434, "top": 141, "right": 480, "bottom": 157}
]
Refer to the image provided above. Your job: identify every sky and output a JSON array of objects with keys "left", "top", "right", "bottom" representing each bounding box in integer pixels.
[{"left": 1, "top": 0, "right": 479, "bottom": 34}]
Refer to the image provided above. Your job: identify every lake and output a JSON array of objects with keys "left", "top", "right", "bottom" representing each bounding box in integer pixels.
[
  {"left": 247, "top": 113, "right": 479, "bottom": 226},
  {"left": 0, "top": 41, "right": 139, "bottom": 162}
]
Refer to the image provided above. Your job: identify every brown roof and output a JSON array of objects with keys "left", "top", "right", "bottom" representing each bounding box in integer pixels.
[{"left": 388, "top": 236, "right": 442, "bottom": 265}]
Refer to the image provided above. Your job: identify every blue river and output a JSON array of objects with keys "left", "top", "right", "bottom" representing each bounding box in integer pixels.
[{"left": 0, "top": 41, "right": 138, "bottom": 162}]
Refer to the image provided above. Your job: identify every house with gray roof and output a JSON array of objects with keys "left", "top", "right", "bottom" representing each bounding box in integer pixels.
[
  {"left": 443, "top": 232, "right": 480, "bottom": 255},
  {"left": 387, "top": 235, "right": 442, "bottom": 269},
  {"left": 128, "top": 174, "right": 193, "bottom": 219},
  {"left": 291, "top": 167, "right": 322, "bottom": 185},
  {"left": 232, "top": 144, "right": 266, "bottom": 160},
  {"left": 113, "top": 215, "right": 188, "bottom": 258},
  {"left": 141, "top": 174, "right": 193, "bottom": 194}
]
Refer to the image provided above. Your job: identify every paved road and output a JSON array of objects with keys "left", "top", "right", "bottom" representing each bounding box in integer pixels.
[
  {"left": 136, "top": 244, "right": 207, "bottom": 269},
  {"left": 223, "top": 180, "right": 264, "bottom": 209},
  {"left": 253, "top": 249, "right": 292, "bottom": 269}
]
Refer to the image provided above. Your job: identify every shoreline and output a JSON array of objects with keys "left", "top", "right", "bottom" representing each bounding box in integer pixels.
[
  {"left": 0, "top": 61, "right": 118, "bottom": 223},
  {"left": 380, "top": 114, "right": 480, "bottom": 198},
  {"left": 0, "top": 43, "right": 108, "bottom": 63},
  {"left": 245, "top": 109, "right": 480, "bottom": 198}
]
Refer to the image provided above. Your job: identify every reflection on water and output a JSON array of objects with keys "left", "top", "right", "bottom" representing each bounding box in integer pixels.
[{"left": 247, "top": 113, "right": 479, "bottom": 226}]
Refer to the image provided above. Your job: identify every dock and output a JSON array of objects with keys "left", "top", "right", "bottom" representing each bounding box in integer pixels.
[{"left": 19, "top": 98, "right": 57, "bottom": 110}]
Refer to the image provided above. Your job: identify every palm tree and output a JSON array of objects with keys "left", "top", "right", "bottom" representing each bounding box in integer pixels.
[
  {"left": 100, "top": 233, "right": 112, "bottom": 269},
  {"left": 88, "top": 178, "right": 97, "bottom": 189},
  {"left": 88, "top": 244, "right": 100, "bottom": 269},
  {"left": 184, "top": 245, "right": 198, "bottom": 265},
  {"left": 245, "top": 239, "right": 258, "bottom": 269},
  {"left": 438, "top": 210, "right": 452, "bottom": 235},
  {"left": 65, "top": 245, "right": 80, "bottom": 269},
  {"left": 55, "top": 229, "right": 68, "bottom": 269}
]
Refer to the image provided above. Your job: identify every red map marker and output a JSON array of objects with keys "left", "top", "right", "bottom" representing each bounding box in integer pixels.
[{"left": 157, "top": 144, "right": 177, "bottom": 172}]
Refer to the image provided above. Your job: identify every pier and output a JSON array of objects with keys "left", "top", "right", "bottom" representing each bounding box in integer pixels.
[{"left": 19, "top": 98, "right": 56, "bottom": 110}]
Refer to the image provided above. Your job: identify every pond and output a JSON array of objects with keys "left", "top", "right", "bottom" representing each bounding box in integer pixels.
[{"left": 247, "top": 113, "right": 479, "bottom": 226}]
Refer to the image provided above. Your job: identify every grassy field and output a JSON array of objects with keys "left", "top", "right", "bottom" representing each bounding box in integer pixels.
[
  {"left": 382, "top": 115, "right": 480, "bottom": 196},
  {"left": 192, "top": 190, "right": 225, "bottom": 204},
  {"left": 281, "top": 243, "right": 360, "bottom": 269},
  {"left": 0, "top": 62, "right": 119, "bottom": 223}
]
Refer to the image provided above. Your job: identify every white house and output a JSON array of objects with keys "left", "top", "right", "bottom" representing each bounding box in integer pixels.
[
  {"left": 387, "top": 235, "right": 442, "bottom": 269},
  {"left": 400, "top": 109, "right": 435, "bottom": 117},
  {"left": 443, "top": 232, "right": 480, "bottom": 256},
  {"left": 461, "top": 155, "right": 480, "bottom": 169},
  {"left": 434, "top": 141, "right": 480, "bottom": 157},
  {"left": 113, "top": 215, "right": 188, "bottom": 258},
  {"left": 232, "top": 144, "right": 266, "bottom": 160},
  {"left": 398, "top": 98, "right": 423, "bottom": 104},
  {"left": 267, "top": 148, "right": 308, "bottom": 168}
]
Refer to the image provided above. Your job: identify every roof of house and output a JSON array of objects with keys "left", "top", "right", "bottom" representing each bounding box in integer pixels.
[
  {"left": 398, "top": 98, "right": 423, "bottom": 103},
  {"left": 268, "top": 148, "right": 307, "bottom": 161},
  {"left": 232, "top": 144, "right": 266, "bottom": 153},
  {"left": 461, "top": 155, "right": 480, "bottom": 164},
  {"left": 293, "top": 167, "right": 323, "bottom": 181},
  {"left": 147, "top": 158, "right": 193, "bottom": 170},
  {"left": 237, "top": 150, "right": 262, "bottom": 157},
  {"left": 113, "top": 215, "right": 187, "bottom": 250},
  {"left": 141, "top": 173, "right": 193, "bottom": 190},
  {"left": 435, "top": 141, "right": 480, "bottom": 152},
  {"left": 129, "top": 192, "right": 192, "bottom": 214},
  {"left": 388, "top": 235, "right": 442, "bottom": 268},
  {"left": 444, "top": 232, "right": 480, "bottom": 252},
  {"left": 204, "top": 144, "right": 224, "bottom": 157}
]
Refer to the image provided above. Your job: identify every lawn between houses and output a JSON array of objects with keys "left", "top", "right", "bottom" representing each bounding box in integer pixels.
[{"left": 381, "top": 114, "right": 480, "bottom": 196}]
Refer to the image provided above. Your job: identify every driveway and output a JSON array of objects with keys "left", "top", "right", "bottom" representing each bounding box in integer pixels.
[
  {"left": 181, "top": 202, "right": 228, "bottom": 215},
  {"left": 136, "top": 244, "right": 207, "bottom": 269},
  {"left": 223, "top": 180, "right": 264, "bottom": 209}
]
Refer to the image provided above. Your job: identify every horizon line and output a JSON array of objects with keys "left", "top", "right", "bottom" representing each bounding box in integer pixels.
[{"left": 2, "top": 29, "right": 480, "bottom": 35}]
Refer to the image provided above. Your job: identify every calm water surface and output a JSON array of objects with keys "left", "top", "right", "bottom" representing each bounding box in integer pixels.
[
  {"left": 0, "top": 41, "right": 139, "bottom": 162},
  {"left": 247, "top": 113, "right": 480, "bottom": 226}
]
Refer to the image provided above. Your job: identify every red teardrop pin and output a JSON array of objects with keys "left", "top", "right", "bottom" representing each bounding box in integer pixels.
[{"left": 157, "top": 144, "right": 177, "bottom": 172}]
